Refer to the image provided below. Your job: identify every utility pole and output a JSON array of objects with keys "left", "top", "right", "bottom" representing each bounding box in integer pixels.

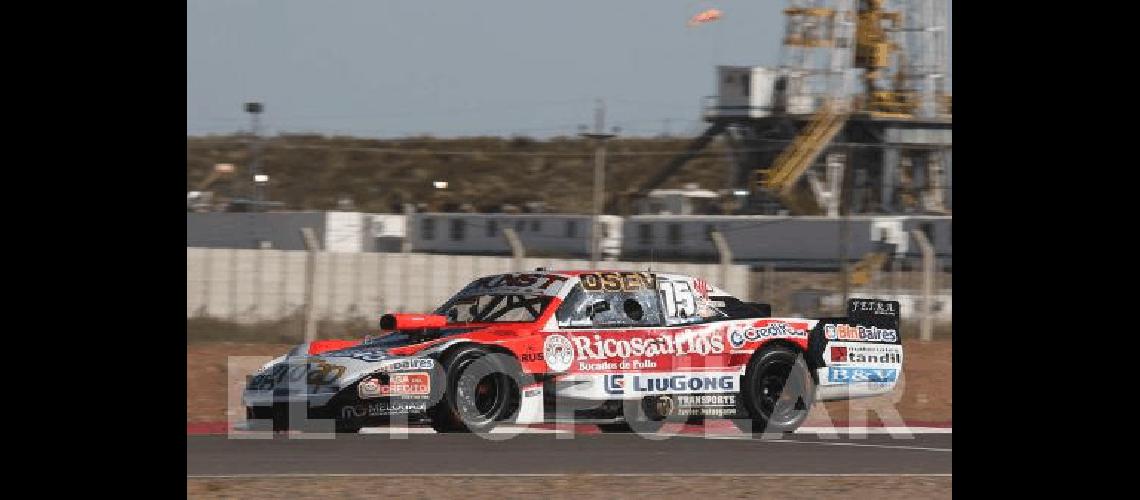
[
  {"left": 245, "top": 102, "right": 264, "bottom": 211},
  {"left": 579, "top": 99, "right": 616, "bottom": 267},
  {"left": 910, "top": 228, "right": 936, "bottom": 342},
  {"left": 300, "top": 227, "right": 320, "bottom": 343},
  {"left": 709, "top": 230, "right": 733, "bottom": 296},
  {"left": 502, "top": 227, "right": 526, "bottom": 272},
  {"left": 839, "top": 152, "right": 853, "bottom": 311},
  {"left": 839, "top": 208, "right": 849, "bottom": 308}
]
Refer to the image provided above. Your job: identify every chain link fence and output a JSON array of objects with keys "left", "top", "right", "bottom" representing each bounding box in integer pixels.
[{"left": 187, "top": 248, "right": 949, "bottom": 342}]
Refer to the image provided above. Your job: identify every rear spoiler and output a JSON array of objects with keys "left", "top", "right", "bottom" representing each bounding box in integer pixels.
[
  {"left": 806, "top": 298, "right": 901, "bottom": 369},
  {"left": 846, "top": 298, "right": 901, "bottom": 331}
]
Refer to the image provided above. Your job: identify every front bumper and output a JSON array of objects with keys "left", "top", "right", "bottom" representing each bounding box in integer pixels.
[
  {"left": 243, "top": 394, "right": 434, "bottom": 427},
  {"left": 242, "top": 390, "right": 337, "bottom": 408},
  {"left": 243, "top": 377, "right": 440, "bottom": 422}
]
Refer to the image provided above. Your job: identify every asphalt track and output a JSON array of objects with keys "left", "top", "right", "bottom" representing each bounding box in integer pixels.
[{"left": 187, "top": 430, "right": 951, "bottom": 476}]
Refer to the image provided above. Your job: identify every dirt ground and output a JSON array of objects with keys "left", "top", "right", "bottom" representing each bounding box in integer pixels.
[
  {"left": 187, "top": 476, "right": 951, "bottom": 499},
  {"left": 187, "top": 340, "right": 951, "bottom": 425},
  {"left": 187, "top": 342, "right": 294, "bottom": 423}
]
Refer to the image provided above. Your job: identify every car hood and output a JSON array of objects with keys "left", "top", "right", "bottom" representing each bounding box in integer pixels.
[{"left": 259, "top": 328, "right": 480, "bottom": 392}]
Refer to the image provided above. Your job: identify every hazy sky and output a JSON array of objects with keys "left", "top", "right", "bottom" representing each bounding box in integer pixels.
[{"left": 188, "top": 1, "right": 950, "bottom": 138}]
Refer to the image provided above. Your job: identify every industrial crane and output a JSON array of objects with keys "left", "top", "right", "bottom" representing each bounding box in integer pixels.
[
  {"left": 187, "top": 163, "right": 234, "bottom": 211},
  {"left": 194, "top": 163, "right": 234, "bottom": 191}
]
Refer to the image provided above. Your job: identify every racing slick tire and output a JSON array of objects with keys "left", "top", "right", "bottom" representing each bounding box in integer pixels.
[
  {"left": 732, "top": 345, "right": 815, "bottom": 436},
  {"left": 428, "top": 346, "right": 522, "bottom": 433}
]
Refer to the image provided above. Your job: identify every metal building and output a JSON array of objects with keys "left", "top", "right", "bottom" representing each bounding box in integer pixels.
[
  {"left": 407, "top": 213, "right": 624, "bottom": 260},
  {"left": 186, "top": 212, "right": 407, "bottom": 252},
  {"left": 621, "top": 214, "right": 950, "bottom": 269}
]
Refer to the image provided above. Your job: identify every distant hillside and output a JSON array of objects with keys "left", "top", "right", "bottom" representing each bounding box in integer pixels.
[{"left": 186, "top": 134, "right": 735, "bottom": 214}]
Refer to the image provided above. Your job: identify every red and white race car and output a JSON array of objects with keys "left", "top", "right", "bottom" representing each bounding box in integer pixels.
[{"left": 244, "top": 270, "right": 902, "bottom": 434}]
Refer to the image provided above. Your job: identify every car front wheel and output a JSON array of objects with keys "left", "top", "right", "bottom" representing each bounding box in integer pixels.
[{"left": 429, "top": 346, "right": 521, "bottom": 433}]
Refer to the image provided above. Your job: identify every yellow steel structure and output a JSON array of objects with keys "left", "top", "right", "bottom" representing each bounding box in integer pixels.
[
  {"left": 760, "top": 101, "right": 849, "bottom": 194},
  {"left": 849, "top": 251, "right": 890, "bottom": 287},
  {"left": 195, "top": 168, "right": 232, "bottom": 191},
  {"left": 867, "top": 90, "right": 917, "bottom": 117},
  {"left": 747, "top": 1, "right": 949, "bottom": 214},
  {"left": 854, "top": 0, "right": 901, "bottom": 93},
  {"left": 783, "top": 7, "right": 837, "bottom": 48}
]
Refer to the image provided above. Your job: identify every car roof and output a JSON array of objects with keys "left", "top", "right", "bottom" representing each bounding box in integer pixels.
[
  {"left": 466, "top": 270, "right": 736, "bottom": 300},
  {"left": 543, "top": 270, "right": 642, "bottom": 276},
  {"left": 499, "top": 270, "right": 707, "bottom": 281}
]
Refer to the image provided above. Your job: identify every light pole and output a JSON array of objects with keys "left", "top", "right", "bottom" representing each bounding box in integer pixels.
[
  {"left": 244, "top": 102, "right": 264, "bottom": 211},
  {"left": 838, "top": 149, "right": 852, "bottom": 311},
  {"left": 579, "top": 99, "right": 617, "bottom": 267}
]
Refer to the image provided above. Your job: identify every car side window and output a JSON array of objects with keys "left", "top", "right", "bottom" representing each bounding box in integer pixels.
[
  {"left": 556, "top": 284, "right": 663, "bottom": 328},
  {"left": 659, "top": 278, "right": 697, "bottom": 325},
  {"left": 556, "top": 285, "right": 594, "bottom": 327},
  {"left": 659, "top": 278, "right": 726, "bottom": 325}
]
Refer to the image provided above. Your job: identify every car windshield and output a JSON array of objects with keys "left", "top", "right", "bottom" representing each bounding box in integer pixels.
[
  {"left": 433, "top": 273, "right": 567, "bottom": 323},
  {"left": 435, "top": 293, "right": 552, "bottom": 323}
]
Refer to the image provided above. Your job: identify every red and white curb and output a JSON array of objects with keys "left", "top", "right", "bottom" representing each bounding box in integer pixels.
[{"left": 189, "top": 420, "right": 951, "bottom": 436}]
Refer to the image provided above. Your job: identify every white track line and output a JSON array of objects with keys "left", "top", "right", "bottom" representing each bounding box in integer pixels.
[
  {"left": 227, "top": 425, "right": 950, "bottom": 436},
  {"left": 351, "top": 426, "right": 950, "bottom": 435},
  {"left": 687, "top": 435, "right": 952, "bottom": 452},
  {"left": 795, "top": 427, "right": 952, "bottom": 434},
  {"left": 358, "top": 426, "right": 571, "bottom": 434},
  {"left": 189, "top": 473, "right": 952, "bottom": 479}
]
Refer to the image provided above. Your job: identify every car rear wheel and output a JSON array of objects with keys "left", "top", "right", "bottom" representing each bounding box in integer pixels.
[
  {"left": 429, "top": 346, "right": 521, "bottom": 433},
  {"left": 733, "top": 345, "right": 815, "bottom": 435}
]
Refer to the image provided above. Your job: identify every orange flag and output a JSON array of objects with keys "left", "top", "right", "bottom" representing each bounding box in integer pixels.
[{"left": 687, "top": 8, "right": 723, "bottom": 27}]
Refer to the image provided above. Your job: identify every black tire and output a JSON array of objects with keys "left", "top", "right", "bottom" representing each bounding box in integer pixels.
[
  {"left": 732, "top": 345, "right": 815, "bottom": 435},
  {"left": 428, "top": 346, "right": 521, "bottom": 433}
]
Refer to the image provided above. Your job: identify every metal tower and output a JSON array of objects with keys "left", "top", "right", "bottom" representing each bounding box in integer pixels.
[{"left": 615, "top": 0, "right": 951, "bottom": 216}]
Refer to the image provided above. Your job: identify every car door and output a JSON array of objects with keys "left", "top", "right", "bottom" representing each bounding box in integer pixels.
[{"left": 545, "top": 273, "right": 667, "bottom": 398}]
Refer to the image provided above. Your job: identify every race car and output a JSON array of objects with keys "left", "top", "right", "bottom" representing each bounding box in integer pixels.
[{"left": 243, "top": 270, "right": 902, "bottom": 434}]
